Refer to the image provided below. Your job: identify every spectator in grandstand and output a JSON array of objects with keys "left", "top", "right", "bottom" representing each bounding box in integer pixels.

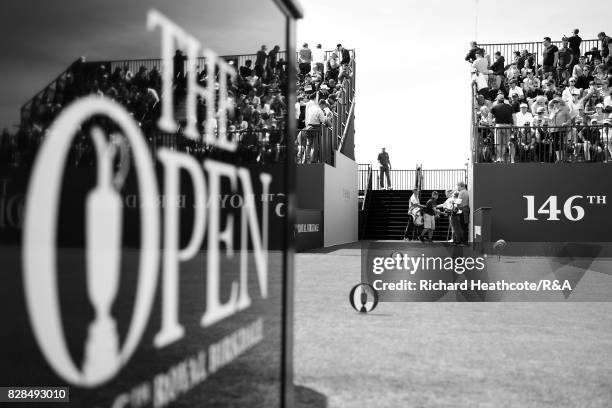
[
  {"left": 336, "top": 44, "right": 351, "bottom": 65},
  {"left": 604, "top": 43, "right": 612, "bottom": 71},
  {"left": 239, "top": 60, "right": 253, "bottom": 78},
  {"left": 455, "top": 182, "right": 470, "bottom": 246},
  {"left": 522, "top": 69, "right": 541, "bottom": 98},
  {"left": 173, "top": 50, "right": 187, "bottom": 91},
  {"left": 298, "top": 43, "right": 312, "bottom": 78},
  {"left": 572, "top": 56, "right": 588, "bottom": 79},
  {"left": 326, "top": 52, "right": 340, "bottom": 81},
  {"left": 548, "top": 97, "right": 571, "bottom": 161},
  {"left": 312, "top": 44, "right": 325, "bottom": 75},
  {"left": 576, "top": 65, "right": 594, "bottom": 89},
  {"left": 472, "top": 50, "right": 491, "bottom": 88},
  {"left": 590, "top": 103, "right": 609, "bottom": 123},
  {"left": 254, "top": 45, "right": 268, "bottom": 78},
  {"left": 562, "top": 77, "right": 582, "bottom": 104},
  {"left": 419, "top": 191, "right": 439, "bottom": 243},
  {"left": 471, "top": 68, "right": 489, "bottom": 98},
  {"left": 558, "top": 37, "right": 575, "bottom": 79},
  {"left": 507, "top": 79, "right": 524, "bottom": 99},
  {"left": 594, "top": 64, "right": 610, "bottom": 88},
  {"left": 377, "top": 147, "right": 392, "bottom": 190},
  {"left": 542, "top": 37, "right": 559, "bottom": 78},
  {"left": 491, "top": 92, "right": 515, "bottom": 162},
  {"left": 465, "top": 42, "right": 485, "bottom": 63},
  {"left": 515, "top": 103, "right": 534, "bottom": 126},
  {"left": 267, "top": 45, "right": 280, "bottom": 73},
  {"left": 568, "top": 29, "right": 582, "bottom": 60},
  {"left": 490, "top": 52, "right": 506, "bottom": 89},
  {"left": 299, "top": 92, "right": 329, "bottom": 163},
  {"left": 505, "top": 60, "right": 521, "bottom": 83},
  {"left": 585, "top": 47, "right": 602, "bottom": 65},
  {"left": 475, "top": 94, "right": 492, "bottom": 111},
  {"left": 599, "top": 32, "right": 612, "bottom": 58}
]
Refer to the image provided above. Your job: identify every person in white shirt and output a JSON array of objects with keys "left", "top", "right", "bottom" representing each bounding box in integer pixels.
[
  {"left": 403, "top": 189, "right": 423, "bottom": 240},
  {"left": 507, "top": 80, "right": 524, "bottom": 99},
  {"left": 562, "top": 77, "right": 582, "bottom": 103},
  {"left": 514, "top": 103, "right": 534, "bottom": 126},
  {"left": 312, "top": 44, "right": 325, "bottom": 75},
  {"left": 300, "top": 94, "right": 329, "bottom": 163}
]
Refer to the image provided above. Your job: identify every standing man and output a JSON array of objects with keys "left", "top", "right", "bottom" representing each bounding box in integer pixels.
[
  {"left": 254, "top": 45, "right": 268, "bottom": 78},
  {"left": 298, "top": 43, "right": 312, "bottom": 78},
  {"left": 377, "top": 148, "right": 392, "bottom": 190},
  {"left": 312, "top": 44, "right": 325, "bottom": 75},
  {"left": 598, "top": 32, "right": 612, "bottom": 59},
  {"left": 568, "top": 29, "right": 582, "bottom": 61},
  {"left": 542, "top": 37, "right": 559, "bottom": 79},
  {"left": 420, "top": 191, "right": 439, "bottom": 243},
  {"left": 455, "top": 182, "right": 470, "bottom": 246},
  {"left": 491, "top": 92, "right": 515, "bottom": 162},
  {"left": 465, "top": 41, "right": 485, "bottom": 63}
]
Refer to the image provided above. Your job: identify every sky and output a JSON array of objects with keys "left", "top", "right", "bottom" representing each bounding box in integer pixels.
[{"left": 1, "top": 0, "right": 610, "bottom": 169}]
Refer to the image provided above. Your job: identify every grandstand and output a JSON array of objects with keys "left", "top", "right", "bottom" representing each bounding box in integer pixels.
[
  {"left": 470, "top": 33, "right": 612, "bottom": 248},
  {"left": 1, "top": 47, "right": 355, "bottom": 168}
]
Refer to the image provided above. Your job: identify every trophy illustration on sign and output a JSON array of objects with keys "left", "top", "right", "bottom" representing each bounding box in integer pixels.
[{"left": 82, "top": 127, "right": 130, "bottom": 382}]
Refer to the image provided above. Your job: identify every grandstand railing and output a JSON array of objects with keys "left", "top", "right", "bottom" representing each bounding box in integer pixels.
[
  {"left": 358, "top": 168, "right": 467, "bottom": 191},
  {"left": 474, "top": 123, "right": 612, "bottom": 163},
  {"left": 478, "top": 39, "right": 599, "bottom": 69}
]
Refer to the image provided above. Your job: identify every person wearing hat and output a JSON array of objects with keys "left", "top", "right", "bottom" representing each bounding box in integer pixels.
[
  {"left": 590, "top": 103, "right": 609, "bottom": 123},
  {"left": 522, "top": 69, "right": 540, "bottom": 99},
  {"left": 563, "top": 77, "right": 583, "bottom": 104},
  {"left": 508, "top": 79, "right": 524, "bottom": 99},
  {"left": 515, "top": 102, "right": 534, "bottom": 126},
  {"left": 598, "top": 32, "right": 612, "bottom": 58}
]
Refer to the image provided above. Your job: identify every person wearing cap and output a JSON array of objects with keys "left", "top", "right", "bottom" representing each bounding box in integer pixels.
[
  {"left": 508, "top": 79, "right": 524, "bottom": 99},
  {"left": 590, "top": 103, "right": 609, "bottom": 123},
  {"left": 531, "top": 95, "right": 548, "bottom": 116},
  {"left": 403, "top": 189, "right": 424, "bottom": 240},
  {"left": 515, "top": 103, "right": 534, "bottom": 127},
  {"left": 562, "top": 77, "right": 583, "bottom": 104}
]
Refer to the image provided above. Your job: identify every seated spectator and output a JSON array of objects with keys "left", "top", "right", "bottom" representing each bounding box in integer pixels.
[
  {"left": 576, "top": 65, "right": 594, "bottom": 89},
  {"left": 508, "top": 79, "right": 524, "bottom": 99},
  {"left": 562, "top": 77, "right": 582, "bottom": 105},
  {"left": 522, "top": 69, "right": 541, "bottom": 98},
  {"left": 572, "top": 56, "right": 588, "bottom": 78},
  {"left": 515, "top": 103, "right": 534, "bottom": 126},
  {"left": 471, "top": 68, "right": 489, "bottom": 98},
  {"left": 585, "top": 47, "right": 602, "bottom": 65}
]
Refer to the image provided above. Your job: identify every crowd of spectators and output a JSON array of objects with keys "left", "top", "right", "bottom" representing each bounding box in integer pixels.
[
  {"left": 1, "top": 43, "right": 354, "bottom": 168},
  {"left": 469, "top": 30, "right": 612, "bottom": 163}
]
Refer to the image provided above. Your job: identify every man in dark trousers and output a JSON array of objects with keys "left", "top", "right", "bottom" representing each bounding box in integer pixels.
[
  {"left": 420, "top": 191, "right": 439, "bottom": 243},
  {"left": 455, "top": 181, "right": 470, "bottom": 246},
  {"left": 377, "top": 148, "right": 391, "bottom": 189},
  {"left": 491, "top": 92, "right": 515, "bottom": 162}
]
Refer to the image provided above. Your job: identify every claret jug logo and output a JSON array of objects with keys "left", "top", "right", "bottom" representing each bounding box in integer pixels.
[{"left": 22, "top": 10, "right": 272, "bottom": 388}]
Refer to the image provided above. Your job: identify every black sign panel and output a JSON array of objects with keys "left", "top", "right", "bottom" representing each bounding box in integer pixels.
[
  {"left": 473, "top": 163, "right": 612, "bottom": 242},
  {"left": 0, "top": 0, "right": 299, "bottom": 406}
]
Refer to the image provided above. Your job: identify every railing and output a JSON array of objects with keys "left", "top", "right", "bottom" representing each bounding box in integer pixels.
[
  {"left": 360, "top": 168, "right": 467, "bottom": 191},
  {"left": 478, "top": 39, "right": 599, "bottom": 69},
  {"left": 474, "top": 123, "right": 612, "bottom": 163},
  {"left": 358, "top": 163, "right": 370, "bottom": 193},
  {"left": 296, "top": 127, "right": 337, "bottom": 166},
  {"left": 358, "top": 164, "right": 373, "bottom": 239}
]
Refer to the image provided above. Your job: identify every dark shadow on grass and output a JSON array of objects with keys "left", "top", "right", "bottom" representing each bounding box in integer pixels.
[{"left": 295, "top": 385, "right": 328, "bottom": 408}]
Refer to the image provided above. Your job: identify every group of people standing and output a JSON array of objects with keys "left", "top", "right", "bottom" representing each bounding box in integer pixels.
[{"left": 402, "top": 183, "right": 470, "bottom": 246}]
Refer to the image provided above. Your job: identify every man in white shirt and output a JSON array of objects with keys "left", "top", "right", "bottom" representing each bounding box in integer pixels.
[
  {"left": 507, "top": 79, "right": 524, "bottom": 99},
  {"left": 312, "top": 44, "right": 325, "bottom": 75},
  {"left": 301, "top": 94, "right": 329, "bottom": 163},
  {"left": 403, "top": 189, "right": 423, "bottom": 241},
  {"left": 471, "top": 50, "right": 490, "bottom": 81},
  {"left": 515, "top": 103, "right": 534, "bottom": 126}
]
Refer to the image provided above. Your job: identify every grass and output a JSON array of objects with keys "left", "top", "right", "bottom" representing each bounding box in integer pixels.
[{"left": 294, "top": 243, "right": 612, "bottom": 408}]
